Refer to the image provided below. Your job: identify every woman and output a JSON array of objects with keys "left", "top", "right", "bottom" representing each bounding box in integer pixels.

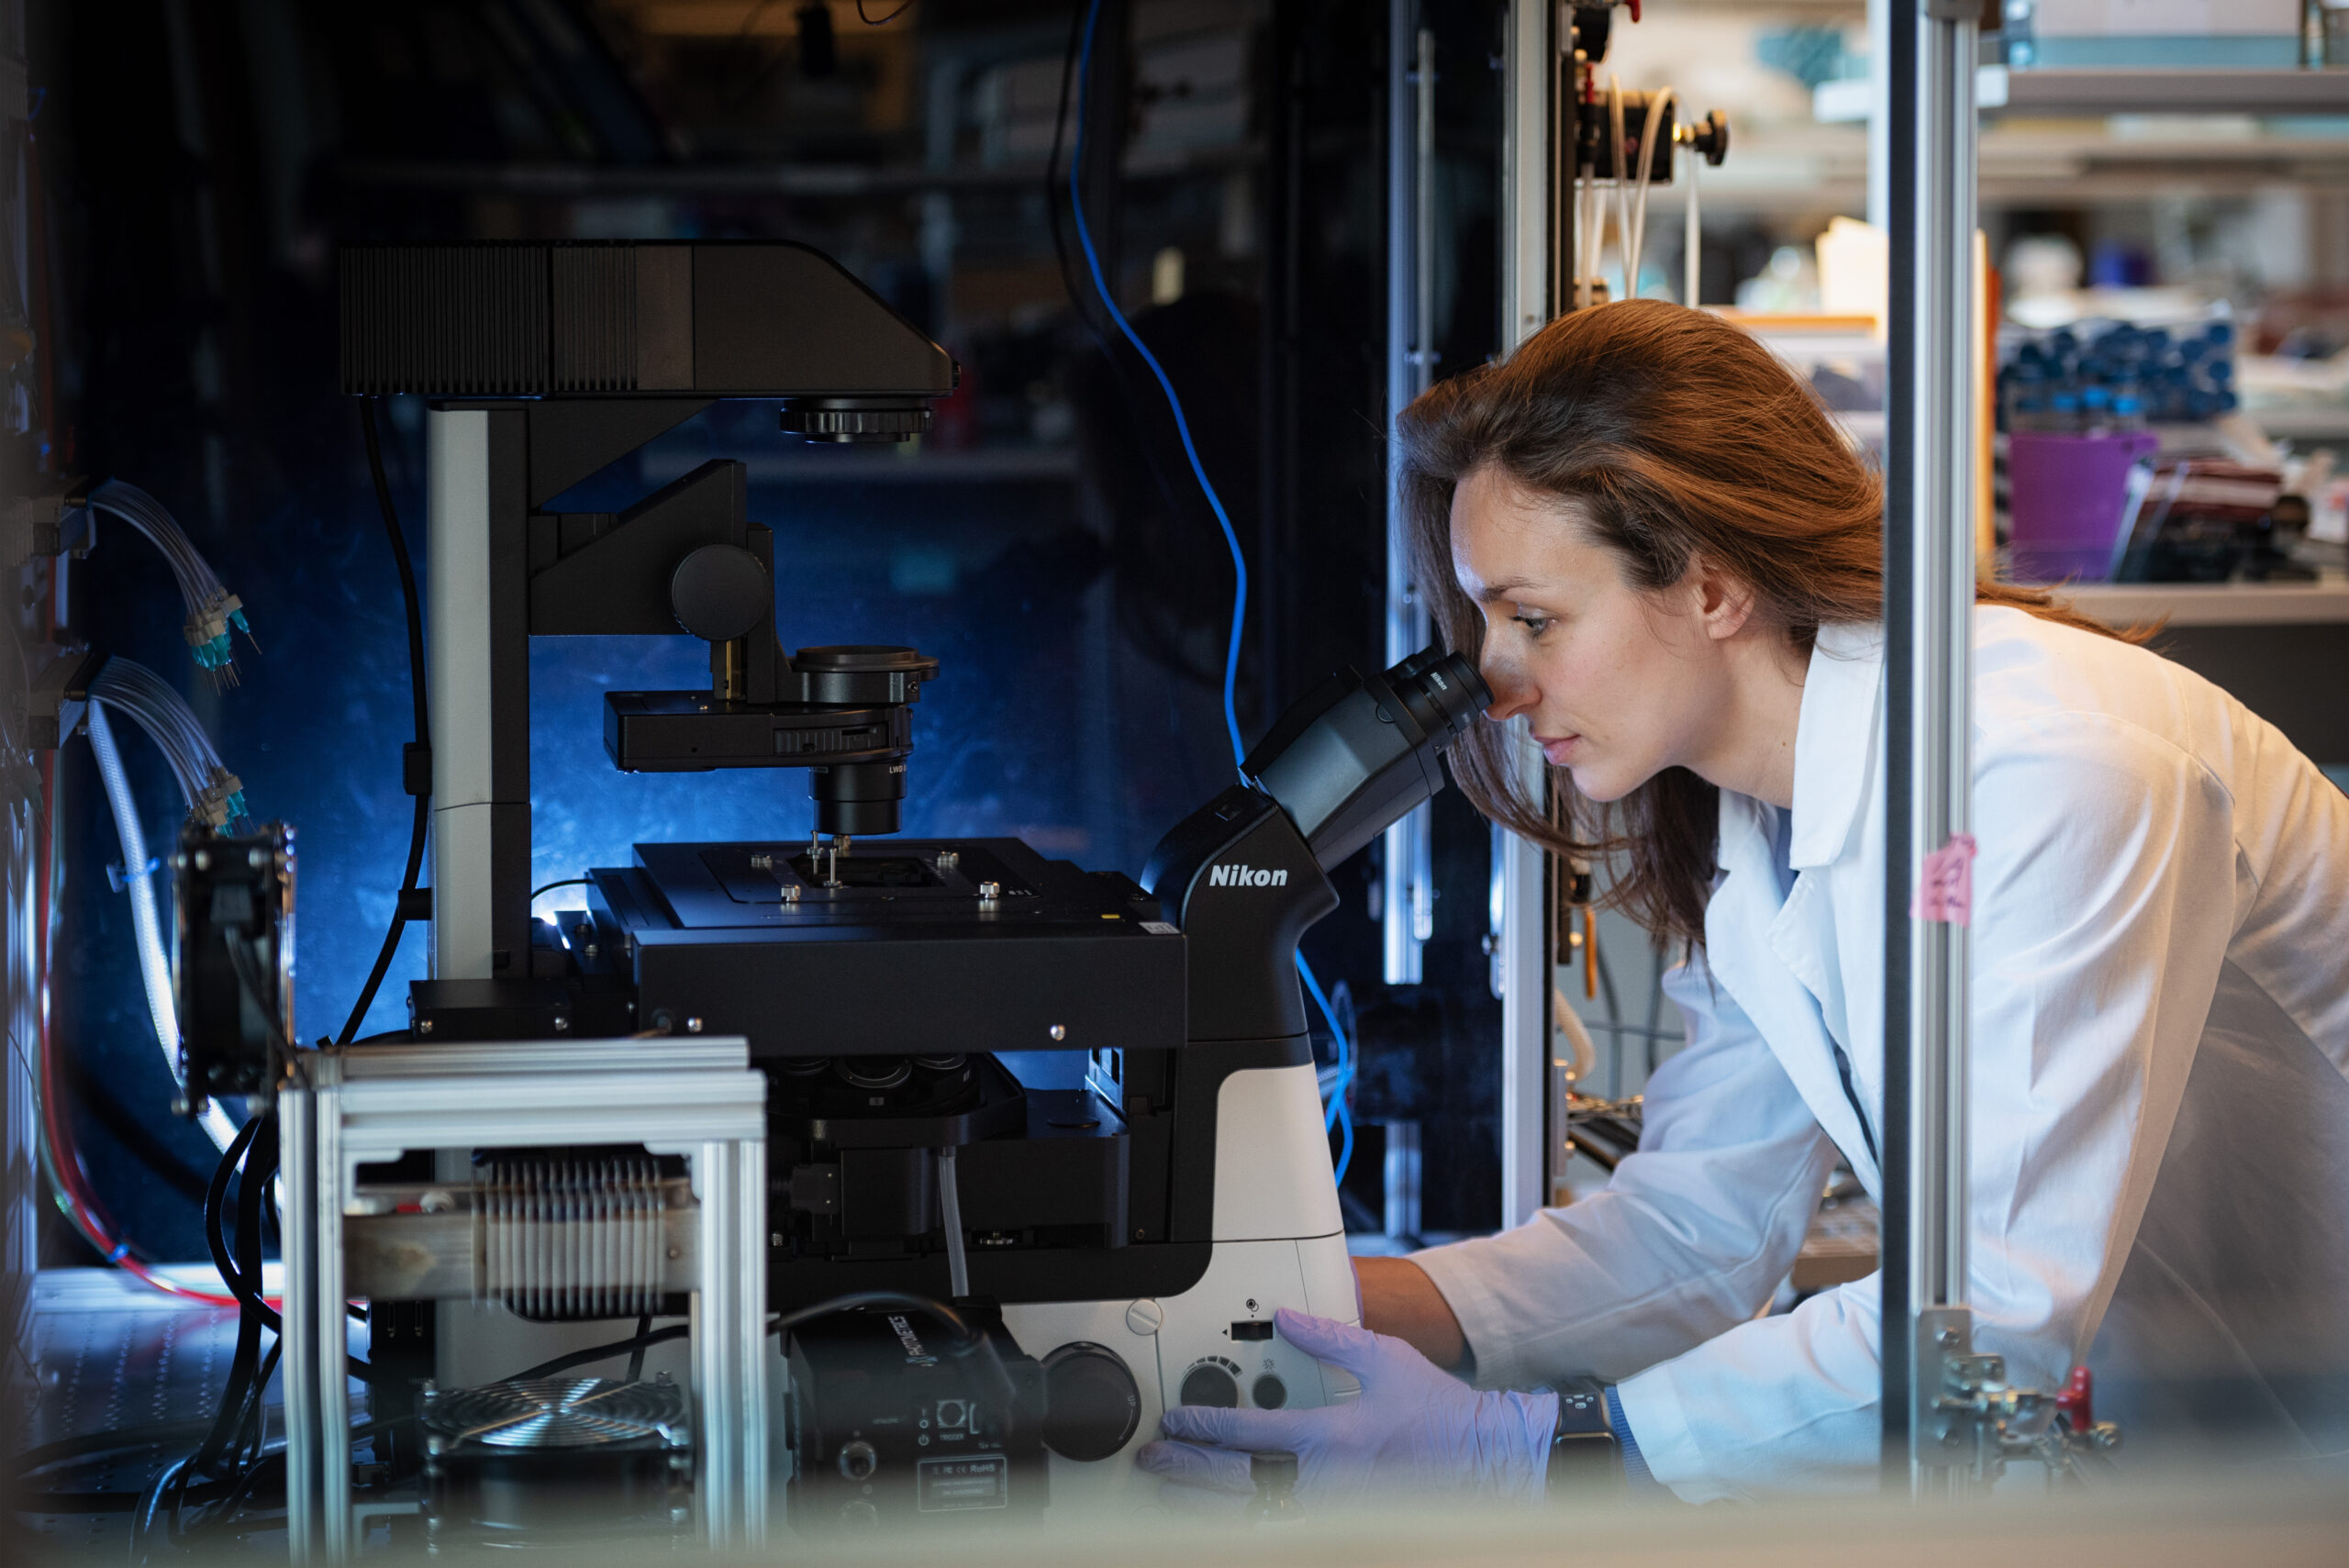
[{"left": 1136, "top": 300, "right": 2349, "bottom": 1503}]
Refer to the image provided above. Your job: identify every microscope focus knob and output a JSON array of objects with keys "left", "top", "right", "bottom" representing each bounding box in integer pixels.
[
  {"left": 1176, "top": 1362, "right": 1241, "bottom": 1410},
  {"left": 669, "top": 543, "right": 772, "bottom": 643},
  {"left": 1040, "top": 1342, "right": 1142, "bottom": 1462}
]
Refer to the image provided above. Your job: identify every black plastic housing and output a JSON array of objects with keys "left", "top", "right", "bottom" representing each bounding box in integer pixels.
[{"left": 340, "top": 241, "right": 957, "bottom": 399}]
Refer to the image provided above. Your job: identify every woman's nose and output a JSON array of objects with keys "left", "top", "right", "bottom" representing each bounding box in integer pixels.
[{"left": 1480, "top": 654, "right": 1535, "bottom": 724}]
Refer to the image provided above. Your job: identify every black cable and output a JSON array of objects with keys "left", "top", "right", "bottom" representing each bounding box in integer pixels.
[
  {"left": 191, "top": 1114, "right": 269, "bottom": 1478},
  {"left": 203, "top": 1115, "right": 378, "bottom": 1382},
  {"left": 340, "top": 400, "right": 431, "bottom": 1047},
  {"left": 855, "top": 0, "right": 914, "bottom": 20},
  {"left": 513, "top": 1291, "right": 978, "bottom": 1380},
  {"left": 10, "top": 1421, "right": 219, "bottom": 1479},
  {"left": 624, "top": 1313, "right": 651, "bottom": 1383},
  {"left": 506, "top": 1292, "right": 1017, "bottom": 1436},
  {"left": 530, "top": 877, "right": 590, "bottom": 904},
  {"left": 511, "top": 1323, "right": 691, "bottom": 1383},
  {"left": 364, "top": 399, "right": 429, "bottom": 751},
  {"left": 201, "top": 1113, "right": 262, "bottom": 1299}
]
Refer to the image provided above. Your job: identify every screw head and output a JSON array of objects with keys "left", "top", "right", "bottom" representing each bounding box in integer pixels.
[
  {"left": 1937, "top": 1329, "right": 1960, "bottom": 1348},
  {"left": 1049, "top": 1024, "right": 1066, "bottom": 1040},
  {"left": 417, "top": 1018, "right": 435, "bottom": 1035},
  {"left": 248, "top": 848, "right": 267, "bottom": 868},
  {"left": 686, "top": 1016, "right": 704, "bottom": 1034},
  {"left": 978, "top": 880, "right": 1000, "bottom": 899},
  {"left": 551, "top": 1016, "right": 570, "bottom": 1032},
  {"left": 193, "top": 850, "right": 211, "bottom": 871}
]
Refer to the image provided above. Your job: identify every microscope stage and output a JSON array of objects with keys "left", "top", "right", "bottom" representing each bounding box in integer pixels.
[{"left": 587, "top": 838, "right": 1186, "bottom": 1061}]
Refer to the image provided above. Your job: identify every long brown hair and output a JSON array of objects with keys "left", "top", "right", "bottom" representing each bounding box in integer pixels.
[{"left": 1398, "top": 299, "right": 2132, "bottom": 945}]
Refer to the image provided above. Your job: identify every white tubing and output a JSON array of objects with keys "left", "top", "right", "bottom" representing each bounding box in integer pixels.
[
  {"left": 88, "top": 700, "right": 236, "bottom": 1150},
  {"left": 1628, "top": 89, "right": 1672, "bottom": 302},
  {"left": 1609, "top": 77, "right": 1629, "bottom": 303},
  {"left": 1685, "top": 145, "right": 1701, "bottom": 306}
]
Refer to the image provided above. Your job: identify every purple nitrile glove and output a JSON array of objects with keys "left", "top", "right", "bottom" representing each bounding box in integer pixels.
[{"left": 1135, "top": 1307, "right": 1558, "bottom": 1505}]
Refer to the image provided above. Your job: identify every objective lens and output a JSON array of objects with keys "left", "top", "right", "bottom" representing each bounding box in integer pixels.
[{"left": 836, "top": 1057, "right": 912, "bottom": 1091}]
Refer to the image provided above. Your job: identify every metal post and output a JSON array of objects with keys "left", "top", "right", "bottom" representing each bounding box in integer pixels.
[
  {"left": 281, "top": 1082, "right": 323, "bottom": 1564},
  {"left": 1882, "top": 0, "right": 1978, "bottom": 1492},
  {"left": 692, "top": 1136, "right": 770, "bottom": 1548},
  {"left": 426, "top": 409, "right": 495, "bottom": 981},
  {"left": 1382, "top": 1, "right": 1436, "bottom": 985},
  {"left": 1494, "top": 0, "right": 1554, "bottom": 1229}
]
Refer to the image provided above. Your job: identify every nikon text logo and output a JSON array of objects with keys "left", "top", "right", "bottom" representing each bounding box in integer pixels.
[{"left": 1208, "top": 863, "right": 1287, "bottom": 888}]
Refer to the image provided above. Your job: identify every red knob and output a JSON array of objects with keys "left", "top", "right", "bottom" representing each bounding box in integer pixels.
[{"left": 2055, "top": 1365, "right": 2093, "bottom": 1431}]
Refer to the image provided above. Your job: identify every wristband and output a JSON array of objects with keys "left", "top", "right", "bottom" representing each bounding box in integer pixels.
[{"left": 1544, "top": 1388, "right": 1623, "bottom": 1500}]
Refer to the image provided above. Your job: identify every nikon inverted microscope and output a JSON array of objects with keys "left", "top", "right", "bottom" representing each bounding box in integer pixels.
[{"left": 216, "top": 241, "right": 1491, "bottom": 1550}]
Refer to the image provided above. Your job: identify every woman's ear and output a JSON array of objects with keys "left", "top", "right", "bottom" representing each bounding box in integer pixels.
[{"left": 1688, "top": 551, "right": 1759, "bottom": 642}]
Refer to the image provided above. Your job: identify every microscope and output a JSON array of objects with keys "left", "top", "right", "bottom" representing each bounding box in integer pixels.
[{"left": 183, "top": 240, "right": 1490, "bottom": 1551}]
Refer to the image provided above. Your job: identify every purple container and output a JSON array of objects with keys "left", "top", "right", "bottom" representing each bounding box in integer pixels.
[{"left": 2008, "top": 430, "right": 2158, "bottom": 583}]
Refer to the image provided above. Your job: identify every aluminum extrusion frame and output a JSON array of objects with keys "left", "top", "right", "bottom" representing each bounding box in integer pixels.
[{"left": 278, "top": 1038, "right": 768, "bottom": 1560}]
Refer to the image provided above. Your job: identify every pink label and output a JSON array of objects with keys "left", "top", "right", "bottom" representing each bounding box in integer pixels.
[{"left": 1912, "top": 834, "right": 1976, "bottom": 925}]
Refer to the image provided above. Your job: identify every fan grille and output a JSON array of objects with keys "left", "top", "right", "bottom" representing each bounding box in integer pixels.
[{"left": 422, "top": 1378, "right": 686, "bottom": 1451}]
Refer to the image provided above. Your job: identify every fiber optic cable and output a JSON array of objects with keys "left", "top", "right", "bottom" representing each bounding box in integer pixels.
[
  {"left": 86, "top": 700, "right": 239, "bottom": 1152},
  {"left": 1072, "top": 0, "right": 1355, "bottom": 1185},
  {"left": 89, "top": 480, "right": 255, "bottom": 684}
]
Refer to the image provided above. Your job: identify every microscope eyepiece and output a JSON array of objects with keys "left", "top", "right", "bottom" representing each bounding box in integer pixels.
[
  {"left": 1241, "top": 644, "right": 1492, "bottom": 873},
  {"left": 1383, "top": 648, "right": 1489, "bottom": 745}
]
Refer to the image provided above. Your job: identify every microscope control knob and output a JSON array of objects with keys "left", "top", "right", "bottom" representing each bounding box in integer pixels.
[
  {"left": 670, "top": 544, "right": 772, "bottom": 643},
  {"left": 1177, "top": 1362, "right": 1241, "bottom": 1409},
  {"left": 1041, "top": 1343, "right": 1141, "bottom": 1462}
]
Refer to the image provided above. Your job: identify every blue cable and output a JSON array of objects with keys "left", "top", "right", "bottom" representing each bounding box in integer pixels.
[
  {"left": 1297, "top": 953, "right": 1356, "bottom": 1188},
  {"left": 1070, "top": 0, "right": 1246, "bottom": 771},
  {"left": 1070, "top": 0, "right": 1353, "bottom": 1189}
]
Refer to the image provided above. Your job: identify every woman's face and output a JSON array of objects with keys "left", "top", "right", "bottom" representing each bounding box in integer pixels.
[{"left": 1449, "top": 465, "right": 1742, "bottom": 804}]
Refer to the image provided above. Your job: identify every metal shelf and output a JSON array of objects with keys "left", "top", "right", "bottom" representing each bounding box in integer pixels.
[
  {"left": 2252, "top": 406, "right": 2349, "bottom": 443},
  {"left": 1988, "top": 68, "right": 2349, "bottom": 118}
]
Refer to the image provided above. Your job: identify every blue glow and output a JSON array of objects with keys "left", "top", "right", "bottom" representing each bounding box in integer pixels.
[
  {"left": 1070, "top": 0, "right": 1246, "bottom": 773},
  {"left": 1073, "top": 0, "right": 1353, "bottom": 1186}
]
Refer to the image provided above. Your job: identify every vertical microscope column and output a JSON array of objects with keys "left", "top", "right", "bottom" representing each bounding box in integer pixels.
[
  {"left": 1491, "top": 0, "right": 1554, "bottom": 1229},
  {"left": 425, "top": 407, "right": 533, "bottom": 980}
]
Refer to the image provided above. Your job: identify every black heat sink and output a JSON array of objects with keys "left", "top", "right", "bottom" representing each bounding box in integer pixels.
[{"left": 338, "top": 240, "right": 957, "bottom": 400}]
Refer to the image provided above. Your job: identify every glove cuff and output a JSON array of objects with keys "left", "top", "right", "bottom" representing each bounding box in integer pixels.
[{"left": 1481, "top": 1389, "right": 1560, "bottom": 1501}]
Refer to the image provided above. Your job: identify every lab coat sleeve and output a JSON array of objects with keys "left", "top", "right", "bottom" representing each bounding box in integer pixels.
[
  {"left": 1410, "top": 950, "right": 1839, "bottom": 1394},
  {"left": 1615, "top": 712, "right": 2239, "bottom": 1500}
]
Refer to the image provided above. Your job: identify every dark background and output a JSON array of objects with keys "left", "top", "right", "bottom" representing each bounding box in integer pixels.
[{"left": 27, "top": 0, "right": 1512, "bottom": 1265}]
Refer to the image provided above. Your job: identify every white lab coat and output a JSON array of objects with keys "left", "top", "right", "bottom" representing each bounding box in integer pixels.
[{"left": 1413, "top": 606, "right": 2349, "bottom": 1500}]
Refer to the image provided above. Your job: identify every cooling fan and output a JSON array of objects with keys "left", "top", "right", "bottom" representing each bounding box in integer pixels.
[{"left": 419, "top": 1376, "right": 693, "bottom": 1545}]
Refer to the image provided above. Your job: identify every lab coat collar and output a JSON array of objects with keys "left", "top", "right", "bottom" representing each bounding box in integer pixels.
[
  {"left": 1706, "top": 792, "right": 1884, "bottom": 1193},
  {"left": 1788, "top": 622, "right": 1885, "bottom": 871}
]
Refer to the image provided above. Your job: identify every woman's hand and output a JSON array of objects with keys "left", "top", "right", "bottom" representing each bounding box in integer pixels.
[
  {"left": 1354, "top": 1255, "right": 1470, "bottom": 1371},
  {"left": 1133, "top": 1308, "right": 1556, "bottom": 1506}
]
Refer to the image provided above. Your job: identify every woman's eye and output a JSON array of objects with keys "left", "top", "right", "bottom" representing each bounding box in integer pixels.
[{"left": 1511, "top": 613, "right": 1553, "bottom": 637}]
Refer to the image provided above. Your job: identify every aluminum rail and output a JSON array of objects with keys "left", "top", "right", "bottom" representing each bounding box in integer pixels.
[
  {"left": 1881, "top": 0, "right": 1978, "bottom": 1493},
  {"left": 1383, "top": 0, "right": 1437, "bottom": 987},
  {"left": 1493, "top": 0, "right": 1554, "bottom": 1229}
]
